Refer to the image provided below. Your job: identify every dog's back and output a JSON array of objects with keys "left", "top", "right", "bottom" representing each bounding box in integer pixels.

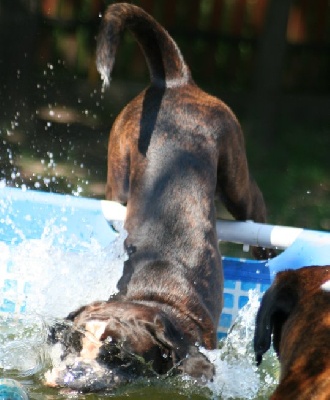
[{"left": 110, "top": 85, "right": 226, "bottom": 348}]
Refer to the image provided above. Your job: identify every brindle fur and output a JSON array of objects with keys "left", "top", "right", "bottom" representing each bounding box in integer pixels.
[
  {"left": 254, "top": 266, "right": 330, "bottom": 399},
  {"left": 47, "top": 3, "right": 275, "bottom": 391}
]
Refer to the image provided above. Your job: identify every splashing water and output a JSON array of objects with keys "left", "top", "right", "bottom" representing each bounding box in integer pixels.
[
  {"left": 0, "top": 314, "right": 47, "bottom": 377},
  {"left": 0, "top": 219, "right": 278, "bottom": 399},
  {"left": 0, "top": 219, "right": 126, "bottom": 318},
  {"left": 203, "top": 290, "right": 279, "bottom": 399}
]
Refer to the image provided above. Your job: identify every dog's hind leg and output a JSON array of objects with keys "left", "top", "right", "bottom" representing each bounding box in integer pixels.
[{"left": 216, "top": 125, "right": 275, "bottom": 259}]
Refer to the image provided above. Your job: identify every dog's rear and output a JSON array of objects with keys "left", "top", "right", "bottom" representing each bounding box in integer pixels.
[
  {"left": 254, "top": 265, "right": 330, "bottom": 399},
  {"left": 99, "top": 3, "right": 274, "bottom": 256}
]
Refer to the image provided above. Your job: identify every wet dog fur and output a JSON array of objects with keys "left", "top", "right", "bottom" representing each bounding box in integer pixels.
[{"left": 46, "top": 2, "right": 275, "bottom": 392}]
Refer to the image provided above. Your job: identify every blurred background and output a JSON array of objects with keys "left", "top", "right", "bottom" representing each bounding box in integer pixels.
[{"left": 0, "top": 0, "right": 329, "bottom": 230}]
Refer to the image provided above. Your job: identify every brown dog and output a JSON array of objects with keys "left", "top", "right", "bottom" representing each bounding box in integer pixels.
[
  {"left": 45, "top": 3, "right": 274, "bottom": 391},
  {"left": 254, "top": 265, "right": 330, "bottom": 399}
]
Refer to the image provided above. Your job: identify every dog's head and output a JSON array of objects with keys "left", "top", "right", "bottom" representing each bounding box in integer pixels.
[
  {"left": 254, "top": 265, "right": 330, "bottom": 367},
  {"left": 45, "top": 301, "right": 214, "bottom": 392}
]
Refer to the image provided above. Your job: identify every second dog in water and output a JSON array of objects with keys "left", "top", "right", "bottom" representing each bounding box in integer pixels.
[{"left": 45, "top": 3, "right": 275, "bottom": 392}]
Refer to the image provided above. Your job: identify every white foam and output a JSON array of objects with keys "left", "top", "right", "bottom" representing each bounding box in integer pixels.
[
  {"left": 0, "top": 220, "right": 127, "bottom": 379},
  {"left": 198, "top": 291, "right": 278, "bottom": 399},
  {"left": 0, "top": 314, "right": 47, "bottom": 376},
  {"left": 1, "top": 219, "right": 127, "bottom": 318}
]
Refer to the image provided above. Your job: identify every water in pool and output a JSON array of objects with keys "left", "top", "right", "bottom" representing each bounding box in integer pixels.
[{"left": 0, "top": 221, "right": 279, "bottom": 399}]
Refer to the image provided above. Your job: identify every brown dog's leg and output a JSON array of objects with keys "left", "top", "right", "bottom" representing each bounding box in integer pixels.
[{"left": 216, "top": 120, "right": 275, "bottom": 259}]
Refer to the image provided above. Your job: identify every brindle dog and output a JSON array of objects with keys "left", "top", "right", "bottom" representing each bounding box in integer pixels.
[
  {"left": 254, "top": 265, "right": 330, "bottom": 399},
  {"left": 45, "top": 3, "right": 275, "bottom": 392}
]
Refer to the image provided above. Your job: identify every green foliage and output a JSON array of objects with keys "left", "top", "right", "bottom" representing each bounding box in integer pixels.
[{"left": 245, "top": 118, "right": 330, "bottom": 230}]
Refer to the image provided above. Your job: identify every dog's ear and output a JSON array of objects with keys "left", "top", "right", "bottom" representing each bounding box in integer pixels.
[
  {"left": 151, "top": 315, "right": 214, "bottom": 381},
  {"left": 254, "top": 270, "right": 299, "bottom": 366},
  {"left": 150, "top": 313, "right": 187, "bottom": 356}
]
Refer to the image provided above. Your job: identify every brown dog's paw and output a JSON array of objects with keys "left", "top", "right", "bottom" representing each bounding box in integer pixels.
[
  {"left": 252, "top": 246, "right": 277, "bottom": 260},
  {"left": 178, "top": 347, "right": 215, "bottom": 383}
]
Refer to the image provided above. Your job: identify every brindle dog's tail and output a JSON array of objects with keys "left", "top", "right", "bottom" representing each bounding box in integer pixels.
[{"left": 96, "top": 3, "right": 192, "bottom": 88}]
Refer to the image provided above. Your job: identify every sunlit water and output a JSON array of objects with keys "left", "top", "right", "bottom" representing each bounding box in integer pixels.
[{"left": 0, "top": 220, "right": 279, "bottom": 399}]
